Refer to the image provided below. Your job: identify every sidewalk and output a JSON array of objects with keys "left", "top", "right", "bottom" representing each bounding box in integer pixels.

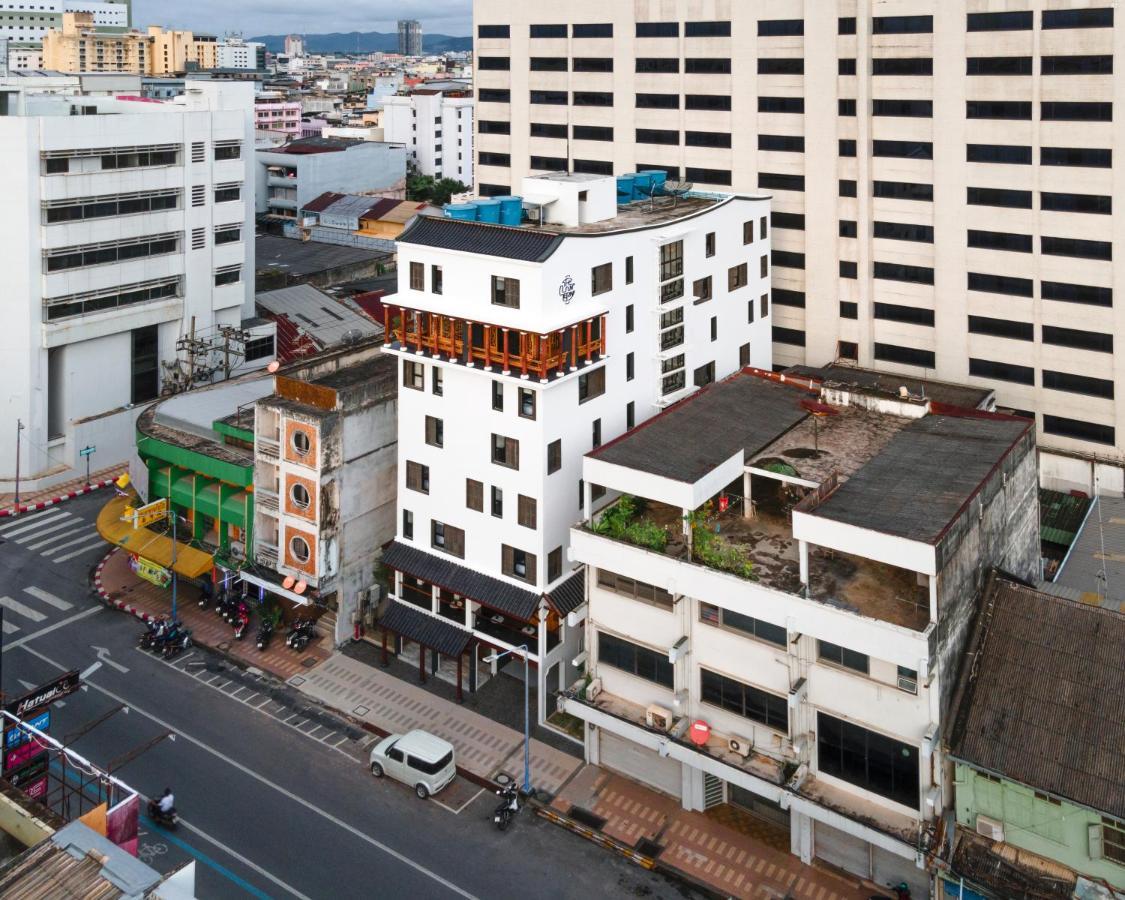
[
  {"left": 0, "top": 464, "right": 124, "bottom": 515},
  {"left": 95, "top": 548, "right": 331, "bottom": 681},
  {"left": 295, "top": 653, "right": 583, "bottom": 796},
  {"left": 553, "top": 767, "right": 871, "bottom": 900}
]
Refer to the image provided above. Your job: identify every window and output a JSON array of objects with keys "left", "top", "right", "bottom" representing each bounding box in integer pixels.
[
  {"left": 688, "top": 20, "right": 732, "bottom": 36},
  {"left": 1042, "top": 55, "right": 1113, "bottom": 75},
  {"left": 760, "top": 256, "right": 769, "bottom": 278},
  {"left": 874, "top": 221, "right": 933, "bottom": 243},
  {"left": 760, "top": 134, "right": 805, "bottom": 153},
  {"left": 873, "top": 15, "right": 932, "bottom": 34},
  {"left": 530, "top": 155, "right": 568, "bottom": 171},
  {"left": 478, "top": 88, "right": 511, "bottom": 103},
  {"left": 598, "top": 632, "right": 673, "bottom": 687},
  {"left": 967, "top": 100, "right": 1031, "bottom": 120},
  {"left": 591, "top": 262, "right": 612, "bottom": 296},
  {"left": 479, "top": 120, "right": 512, "bottom": 134},
  {"left": 405, "top": 461, "right": 430, "bottom": 493},
  {"left": 409, "top": 261, "right": 424, "bottom": 291},
  {"left": 573, "top": 92, "right": 614, "bottom": 107},
  {"left": 874, "top": 303, "right": 934, "bottom": 325},
  {"left": 432, "top": 522, "right": 465, "bottom": 558},
  {"left": 573, "top": 125, "right": 613, "bottom": 142},
  {"left": 637, "top": 128, "right": 679, "bottom": 145},
  {"left": 773, "top": 250, "right": 805, "bottom": 270},
  {"left": 44, "top": 189, "right": 179, "bottom": 224},
  {"left": 839, "top": 58, "right": 856, "bottom": 76},
  {"left": 531, "top": 23, "right": 567, "bottom": 37},
  {"left": 838, "top": 341, "right": 859, "bottom": 360},
  {"left": 517, "top": 495, "right": 537, "bottom": 529},
  {"left": 969, "top": 358, "right": 1035, "bottom": 385},
  {"left": 839, "top": 17, "right": 856, "bottom": 34},
  {"left": 701, "top": 670, "right": 788, "bottom": 731},
  {"left": 818, "top": 642, "right": 868, "bottom": 672},
  {"left": 968, "top": 230, "right": 1033, "bottom": 253},
  {"left": 1041, "top": 102, "right": 1112, "bottom": 122},
  {"left": 1101, "top": 818, "right": 1125, "bottom": 864},
  {"left": 214, "top": 226, "right": 241, "bottom": 246},
  {"left": 758, "top": 96, "right": 804, "bottom": 114},
  {"left": 214, "top": 266, "right": 241, "bottom": 288},
  {"left": 659, "top": 241, "right": 683, "bottom": 281},
  {"left": 873, "top": 57, "right": 933, "bottom": 76},
  {"left": 592, "top": 419, "right": 602, "bottom": 448},
  {"left": 466, "top": 479, "right": 483, "bottom": 512},
  {"left": 289, "top": 535, "right": 310, "bottom": 564},
  {"left": 758, "top": 58, "right": 804, "bottom": 75},
  {"left": 548, "top": 547, "right": 564, "bottom": 582},
  {"left": 625, "top": 257, "right": 634, "bottom": 285},
  {"left": 574, "top": 57, "right": 613, "bottom": 72},
  {"left": 477, "top": 56, "right": 510, "bottom": 70},
  {"left": 574, "top": 159, "right": 614, "bottom": 176},
  {"left": 636, "top": 57, "right": 678, "bottom": 73},
  {"left": 402, "top": 510, "right": 414, "bottom": 540},
  {"left": 693, "top": 277, "right": 713, "bottom": 303},
  {"left": 685, "top": 167, "right": 732, "bottom": 186},
  {"left": 530, "top": 91, "right": 567, "bottom": 105},
  {"left": 637, "top": 21, "right": 678, "bottom": 37},
  {"left": 968, "top": 11, "right": 1032, "bottom": 31},
  {"left": 130, "top": 325, "right": 159, "bottom": 404},
  {"left": 874, "top": 343, "right": 935, "bottom": 368},
  {"left": 488, "top": 381, "right": 503, "bottom": 412},
  {"left": 400, "top": 360, "right": 424, "bottom": 392},
  {"left": 214, "top": 184, "right": 241, "bottom": 203},
  {"left": 432, "top": 368, "right": 443, "bottom": 396},
  {"left": 685, "top": 58, "right": 731, "bottom": 74},
  {"left": 838, "top": 138, "right": 856, "bottom": 157},
  {"left": 1044, "top": 370, "right": 1114, "bottom": 399},
  {"left": 1044, "top": 415, "right": 1114, "bottom": 446},
  {"left": 491, "top": 486, "right": 503, "bottom": 518},
  {"left": 840, "top": 301, "right": 858, "bottom": 319},
  {"left": 686, "top": 131, "right": 732, "bottom": 148},
  {"left": 45, "top": 158, "right": 69, "bottom": 174},
  {"left": 694, "top": 361, "right": 716, "bottom": 388},
  {"left": 773, "top": 327, "right": 805, "bottom": 347},
  {"left": 728, "top": 263, "right": 749, "bottom": 291},
  {"left": 1042, "top": 193, "right": 1112, "bottom": 215},
  {"left": 502, "top": 544, "right": 536, "bottom": 582},
  {"left": 967, "top": 144, "right": 1032, "bottom": 165},
  {"left": 699, "top": 606, "right": 784, "bottom": 649},
  {"left": 967, "top": 56, "right": 1032, "bottom": 76},
  {"left": 290, "top": 482, "right": 311, "bottom": 510},
  {"left": 968, "top": 187, "right": 1030, "bottom": 209},
  {"left": 873, "top": 139, "right": 932, "bottom": 160},
  {"left": 1043, "top": 326, "right": 1112, "bottom": 354},
  {"left": 491, "top": 276, "right": 520, "bottom": 308},
  {"left": 839, "top": 98, "right": 857, "bottom": 116},
  {"left": 742, "top": 220, "right": 755, "bottom": 245},
  {"left": 636, "top": 93, "right": 679, "bottom": 109},
  {"left": 1042, "top": 236, "right": 1112, "bottom": 261},
  {"left": 530, "top": 56, "right": 567, "bottom": 71},
  {"left": 775, "top": 288, "right": 806, "bottom": 307},
  {"left": 573, "top": 22, "right": 612, "bottom": 37},
  {"left": 492, "top": 434, "right": 519, "bottom": 469},
  {"left": 760, "top": 294, "right": 770, "bottom": 318},
  {"left": 547, "top": 439, "right": 562, "bottom": 474},
  {"left": 1042, "top": 281, "right": 1112, "bottom": 307},
  {"left": 626, "top": 401, "right": 635, "bottom": 429},
  {"left": 968, "top": 316, "right": 1034, "bottom": 341},
  {"left": 872, "top": 99, "right": 932, "bottom": 117},
  {"left": 969, "top": 272, "right": 1034, "bottom": 298},
  {"left": 818, "top": 713, "right": 919, "bottom": 809},
  {"left": 244, "top": 334, "right": 274, "bottom": 362},
  {"left": 839, "top": 179, "right": 857, "bottom": 198},
  {"left": 840, "top": 261, "right": 857, "bottom": 279},
  {"left": 424, "top": 415, "right": 444, "bottom": 448},
  {"left": 686, "top": 95, "right": 732, "bottom": 111},
  {"left": 518, "top": 388, "right": 536, "bottom": 420},
  {"left": 578, "top": 367, "right": 606, "bottom": 404},
  {"left": 1042, "top": 8, "right": 1113, "bottom": 29},
  {"left": 429, "top": 265, "right": 443, "bottom": 295},
  {"left": 1041, "top": 147, "right": 1111, "bottom": 168},
  {"left": 45, "top": 233, "right": 181, "bottom": 273}
]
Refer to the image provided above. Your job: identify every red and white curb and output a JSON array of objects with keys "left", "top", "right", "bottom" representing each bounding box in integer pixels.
[
  {"left": 93, "top": 547, "right": 162, "bottom": 624},
  {"left": 0, "top": 476, "right": 118, "bottom": 518}
]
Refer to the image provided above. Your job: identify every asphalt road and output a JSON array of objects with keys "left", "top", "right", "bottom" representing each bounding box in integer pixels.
[{"left": 0, "top": 494, "right": 700, "bottom": 900}]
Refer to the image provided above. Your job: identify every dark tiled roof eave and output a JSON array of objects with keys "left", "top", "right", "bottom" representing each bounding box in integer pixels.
[
  {"left": 546, "top": 569, "right": 585, "bottom": 616},
  {"left": 382, "top": 540, "right": 541, "bottom": 621},
  {"left": 379, "top": 601, "right": 472, "bottom": 657},
  {"left": 396, "top": 215, "right": 564, "bottom": 262}
]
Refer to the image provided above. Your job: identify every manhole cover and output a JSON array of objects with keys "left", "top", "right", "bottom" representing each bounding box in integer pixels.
[
  {"left": 217, "top": 641, "right": 231, "bottom": 651},
  {"left": 352, "top": 705, "right": 369, "bottom": 716},
  {"left": 634, "top": 837, "right": 663, "bottom": 859},
  {"left": 301, "top": 656, "right": 318, "bottom": 668},
  {"left": 569, "top": 806, "right": 607, "bottom": 831},
  {"left": 494, "top": 771, "right": 514, "bottom": 786}
]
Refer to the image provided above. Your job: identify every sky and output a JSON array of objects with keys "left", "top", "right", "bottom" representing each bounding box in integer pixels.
[{"left": 133, "top": 0, "right": 472, "bottom": 38}]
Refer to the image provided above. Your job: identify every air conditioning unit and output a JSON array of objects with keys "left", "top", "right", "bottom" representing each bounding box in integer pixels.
[
  {"left": 646, "top": 705, "right": 673, "bottom": 732},
  {"left": 898, "top": 672, "right": 918, "bottom": 694},
  {"left": 976, "top": 815, "right": 1005, "bottom": 842},
  {"left": 585, "top": 678, "right": 602, "bottom": 701},
  {"left": 728, "top": 735, "right": 753, "bottom": 758}
]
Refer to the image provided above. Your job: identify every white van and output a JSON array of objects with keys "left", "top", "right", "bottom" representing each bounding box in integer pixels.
[{"left": 369, "top": 730, "right": 456, "bottom": 799}]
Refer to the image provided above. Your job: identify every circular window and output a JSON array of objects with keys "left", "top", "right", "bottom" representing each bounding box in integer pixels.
[
  {"left": 289, "top": 535, "right": 310, "bottom": 564},
  {"left": 291, "top": 429, "right": 311, "bottom": 456},
  {"left": 291, "top": 483, "right": 311, "bottom": 509}
]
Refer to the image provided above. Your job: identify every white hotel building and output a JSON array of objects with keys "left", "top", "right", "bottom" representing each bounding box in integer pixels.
[
  {"left": 0, "top": 74, "right": 257, "bottom": 491},
  {"left": 561, "top": 371, "right": 1040, "bottom": 894},
  {"left": 379, "top": 173, "right": 771, "bottom": 708}
]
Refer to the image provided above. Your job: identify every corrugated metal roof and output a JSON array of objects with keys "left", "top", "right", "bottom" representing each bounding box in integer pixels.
[
  {"left": 301, "top": 191, "right": 346, "bottom": 213},
  {"left": 379, "top": 601, "right": 472, "bottom": 657},
  {"left": 948, "top": 574, "right": 1125, "bottom": 820},
  {"left": 1039, "top": 488, "right": 1092, "bottom": 548},
  {"left": 256, "top": 284, "right": 381, "bottom": 349},
  {"left": 1053, "top": 495, "right": 1125, "bottom": 611},
  {"left": 397, "top": 216, "right": 564, "bottom": 262},
  {"left": 382, "top": 540, "right": 541, "bottom": 621}
]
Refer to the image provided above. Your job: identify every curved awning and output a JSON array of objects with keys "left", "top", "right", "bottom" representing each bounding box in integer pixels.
[{"left": 96, "top": 494, "right": 214, "bottom": 579}]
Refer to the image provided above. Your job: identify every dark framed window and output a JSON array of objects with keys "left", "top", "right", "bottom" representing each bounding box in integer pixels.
[
  {"left": 492, "top": 380, "right": 504, "bottom": 411},
  {"left": 491, "top": 276, "right": 520, "bottom": 308},
  {"left": 693, "top": 277, "right": 713, "bottom": 303},
  {"left": 519, "top": 387, "right": 536, "bottom": 419},
  {"left": 685, "top": 167, "right": 732, "bottom": 185},
  {"left": 598, "top": 632, "right": 673, "bottom": 687},
  {"left": 838, "top": 98, "right": 856, "bottom": 116},
  {"left": 873, "top": 15, "right": 932, "bottom": 34},
  {"left": 431, "top": 522, "right": 464, "bottom": 558},
  {"left": 873, "top": 57, "right": 933, "bottom": 76},
  {"left": 529, "top": 91, "right": 567, "bottom": 105},
  {"left": 874, "top": 181, "right": 933, "bottom": 201},
  {"left": 686, "top": 131, "right": 732, "bottom": 148},
  {"left": 491, "top": 433, "right": 519, "bottom": 469},
  {"left": 636, "top": 21, "right": 678, "bottom": 37},
  {"left": 728, "top": 263, "right": 748, "bottom": 291},
  {"left": 874, "top": 262, "right": 934, "bottom": 285},
  {"left": 1041, "top": 147, "right": 1111, "bottom": 168},
  {"left": 967, "top": 56, "right": 1032, "bottom": 76},
  {"left": 874, "top": 221, "right": 933, "bottom": 243},
  {"left": 874, "top": 343, "right": 935, "bottom": 368},
  {"left": 1042, "top": 326, "right": 1112, "bottom": 353},
  {"left": 873, "top": 139, "right": 932, "bottom": 159},
  {"left": 477, "top": 57, "right": 510, "bottom": 70},
  {"left": 758, "top": 58, "right": 804, "bottom": 75},
  {"left": 478, "top": 120, "right": 511, "bottom": 134},
  {"left": 636, "top": 93, "right": 679, "bottom": 109},
  {"left": 1043, "top": 281, "right": 1112, "bottom": 307},
  {"left": 531, "top": 155, "right": 568, "bottom": 171},
  {"left": 591, "top": 262, "right": 613, "bottom": 296},
  {"left": 873, "top": 99, "right": 932, "bottom": 117},
  {"left": 402, "top": 509, "right": 413, "bottom": 540},
  {"left": 572, "top": 23, "right": 613, "bottom": 38},
  {"left": 573, "top": 92, "right": 614, "bottom": 107},
  {"left": 774, "top": 288, "right": 806, "bottom": 307},
  {"left": 773, "top": 327, "right": 805, "bottom": 347},
  {"left": 130, "top": 325, "right": 160, "bottom": 404},
  {"left": 818, "top": 640, "right": 868, "bottom": 673},
  {"left": 968, "top": 11, "right": 1032, "bottom": 31},
  {"left": 424, "top": 415, "right": 444, "bottom": 448},
  {"left": 774, "top": 212, "right": 806, "bottom": 231},
  {"left": 491, "top": 486, "right": 503, "bottom": 518},
  {"left": 967, "top": 144, "right": 1032, "bottom": 165},
  {"left": 758, "top": 96, "right": 804, "bottom": 114},
  {"left": 758, "top": 172, "right": 804, "bottom": 192},
  {"left": 840, "top": 261, "right": 857, "bottom": 279},
  {"left": 478, "top": 88, "right": 511, "bottom": 103},
  {"left": 689, "top": 20, "right": 732, "bottom": 36},
  {"left": 548, "top": 547, "right": 563, "bottom": 583},
  {"left": 478, "top": 152, "right": 512, "bottom": 167},
  {"left": 685, "top": 58, "right": 731, "bottom": 74},
  {"left": 466, "top": 479, "right": 483, "bottom": 512},
  {"left": 1044, "top": 415, "right": 1114, "bottom": 445},
  {"left": 874, "top": 302, "right": 934, "bottom": 326},
  {"left": 529, "top": 56, "right": 567, "bottom": 71},
  {"left": 818, "top": 713, "right": 919, "bottom": 808},
  {"left": 838, "top": 340, "right": 859, "bottom": 360},
  {"left": 625, "top": 304, "right": 635, "bottom": 332},
  {"left": 839, "top": 179, "right": 857, "bottom": 197},
  {"left": 1041, "top": 102, "right": 1112, "bottom": 122},
  {"left": 659, "top": 240, "right": 683, "bottom": 281},
  {"left": 547, "top": 439, "right": 562, "bottom": 474},
  {"left": 701, "top": 669, "right": 788, "bottom": 730},
  {"left": 968, "top": 230, "right": 1033, "bottom": 253},
  {"left": 839, "top": 58, "right": 856, "bottom": 76},
  {"left": 773, "top": 250, "right": 805, "bottom": 270},
  {"left": 1043, "top": 370, "right": 1114, "bottom": 399},
  {"left": 969, "top": 358, "right": 1035, "bottom": 385},
  {"left": 967, "top": 100, "right": 1031, "bottom": 120},
  {"left": 575, "top": 159, "right": 614, "bottom": 176},
  {"left": 405, "top": 461, "right": 430, "bottom": 494},
  {"left": 1041, "top": 55, "right": 1112, "bottom": 75},
  {"left": 636, "top": 57, "right": 679, "bottom": 73},
  {"left": 403, "top": 360, "right": 424, "bottom": 390},
  {"left": 578, "top": 367, "right": 606, "bottom": 404},
  {"left": 838, "top": 138, "right": 856, "bottom": 157},
  {"left": 1042, "top": 236, "right": 1112, "bottom": 261},
  {"left": 573, "top": 57, "right": 613, "bottom": 72},
  {"left": 967, "top": 187, "right": 1031, "bottom": 209},
  {"left": 1042, "top": 192, "right": 1111, "bottom": 215},
  {"left": 759, "top": 133, "right": 805, "bottom": 153},
  {"left": 530, "top": 23, "right": 567, "bottom": 38},
  {"left": 839, "top": 17, "right": 857, "bottom": 34},
  {"left": 969, "top": 272, "right": 1034, "bottom": 298},
  {"left": 1042, "top": 8, "right": 1113, "bottom": 29},
  {"left": 699, "top": 603, "right": 786, "bottom": 646},
  {"left": 637, "top": 128, "right": 679, "bottom": 145},
  {"left": 968, "top": 316, "right": 1034, "bottom": 341},
  {"left": 686, "top": 94, "right": 732, "bottom": 111},
  {"left": 839, "top": 301, "right": 858, "bottom": 319},
  {"left": 529, "top": 123, "right": 567, "bottom": 139},
  {"left": 625, "top": 257, "right": 634, "bottom": 285}
]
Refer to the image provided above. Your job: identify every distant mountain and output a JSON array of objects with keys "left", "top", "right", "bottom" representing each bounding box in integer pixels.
[{"left": 250, "top": 31, "right": 472, "bottom": 55}]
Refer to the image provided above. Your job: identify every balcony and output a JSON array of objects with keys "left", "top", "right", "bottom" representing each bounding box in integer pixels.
[
  {"left": 256, "top": 437, "right": 279, "bottom": 460},
  {"left": 256, "top": 488, "right": 279, "bottom": 514},
  {"left": 255, "top": 541, "right": 279, "bottom": 568},
  {"left": 385, "top": 303, "right": 606, "bottom": 382}
]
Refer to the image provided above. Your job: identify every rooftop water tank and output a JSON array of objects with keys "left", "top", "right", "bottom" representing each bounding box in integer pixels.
[
  {"left": 445, "top": 203, "right": 478, "bottom": 221},
  {"left": 632, "top": 171, "right": 655, "bottom": 201},
  {"left": 616, "top": 174, "right": 636, "bottom": 205},
  {"left": 495, "top": 195, "right": 523, "bottom": 227},
  {"left": 475, "top": 198, "right": 502, "bottom": 224},
  {"left": 639, "top": 169, "right": 668, "bottom": 195}
]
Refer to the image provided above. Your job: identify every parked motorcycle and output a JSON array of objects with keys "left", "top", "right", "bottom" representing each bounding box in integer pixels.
[
  {"left": 286, "top": 619, "right": 315, "bottom": 652},
  {"left": 493, "top": 782, "right": 521, "bottom": 831},
  {"left": 138, "top": 618, "right": 166, "bottom": 651},
  {"left": 232, "top": 602, "right": 251, "bottom": 641},
  {"left": 197, "top": 580, "right": 213, "bottom": 611},
  {"left": 162, "top": 626, "right": 192, "bottom": 659},
  {"left": 256, "top": 618, "right": 274, "bottom": 651},
  {"left": 214, "top": 587, "right": 231, "bottom": 618},
  {"left": 147, "top": 798, "right": 178, "bottom": 830}
]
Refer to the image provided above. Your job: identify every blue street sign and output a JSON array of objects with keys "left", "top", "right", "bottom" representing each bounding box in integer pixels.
[{"left": 79, "top": 446, "right": 96, "bottom": 457}]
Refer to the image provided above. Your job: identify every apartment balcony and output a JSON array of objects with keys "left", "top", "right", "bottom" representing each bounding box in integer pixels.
[
  {"left": 257, "top": 437, "right": 279, "bottom": 461},
  {"left": 256, "top": 488, "right": 279, "bottom": 514},
  {"left": 255, "top": 541, "right": 279, "bottom": 568},
  {"left": 384, "top": 303, "right": 606, "bottom": 382}
]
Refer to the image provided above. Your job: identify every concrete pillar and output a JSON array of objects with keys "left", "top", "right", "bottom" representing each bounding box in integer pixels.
[
  {"left": 468, "top": 646, "right": 478, "bottom": 692},
  {"left": 928, "top": 573, "right": 938, "bottom": 623},
  {"left": 742, "top": 470, "right": 753, "bottom": 518},
  {"left": 583, "top": 479, "right": 593, "bottom": 522},
  {"left": 464, "top": 599, "right": 474, "bottom": 630},
  {"left": 683, "top": 508, "right": 693, "bottom": 555},
  {"left": 430, "top": 648, "right": 439, "bottom": 676},
  {"left": 394, "top": 570, "right": 403, "bottom": 599},
  {"left": 791, "top": 811, "right": 813, "bottom": 864},
  {"left": 799, "top": 540, "right": 809, "bottom": 585},
  {"left": 431, "top": 584, "right": 440, "bottom": 615}
]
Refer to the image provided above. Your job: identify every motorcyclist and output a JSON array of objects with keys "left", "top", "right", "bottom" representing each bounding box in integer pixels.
[{"left": 157, "top": 788, "right": 175, "bottom": 815}]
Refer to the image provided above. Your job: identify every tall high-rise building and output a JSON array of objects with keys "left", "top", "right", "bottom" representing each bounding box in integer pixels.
[
  {"left": 474, "top": 1, "right": 1125, "bottom": 478},
  {"left": 397, "top": 19, "right": 422, "bottom": 56},
  {"left": 0, "top": 0, "right": 129, "bottom": 43},
  {"left": 283, "top": 33, "right": 304, "bottom": 58}
]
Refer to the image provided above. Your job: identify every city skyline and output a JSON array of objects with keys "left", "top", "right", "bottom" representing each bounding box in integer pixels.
[{"left": 133, "top": 0, "right": 471, "bottom": 37}]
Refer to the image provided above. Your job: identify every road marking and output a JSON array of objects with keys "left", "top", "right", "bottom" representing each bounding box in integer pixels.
[
  {"left": 23, "top": 587, "right": 73, "bottom": 611},
  {"left": 5, "top": 512, "right": 70, "bottom": 539},
  {"left": 0, "top": 596, "right": 46, "bottom": 623},
  {"left": 2, "top": 621, "right": 19, "bottom": 635},
  {"left": 0, "top": 508, "right": 62, "bottom": 533},
  {"left": 53, "top": 539, "right": 111, "bottom": 563},
  {"left": 91, "top": 645, "right": 129, "bottom": 674},
  {"left": 23, "top": 644, "right": 479, "bottom": 900},
  {"left": 40, "top": 531, "right": 102, "bottom": 556},
  {"left": 1, "top": 606, "right": 101, "bottom": 653},
  {"left": 23, "top": 524, "right": 86, "bottom": 550}
]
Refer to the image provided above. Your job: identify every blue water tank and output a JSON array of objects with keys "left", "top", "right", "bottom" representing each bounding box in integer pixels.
[
  {"left": 632, "top": 171, "right": 655, "bottom": 201},
  {"left": 639, "top": 169, "right": 668, "bottom": 195},
  {"left": 475, "top": 199, "right": 502, "bottom": 224},
  {"left": 616, "top": 174, "right": 636, "bottom": 205},
  {"left": 445, "top": 203, "right": 478, "bottom": 221},
  {"left": 495, "top": 196, "right": 523, "bottom": 226}
]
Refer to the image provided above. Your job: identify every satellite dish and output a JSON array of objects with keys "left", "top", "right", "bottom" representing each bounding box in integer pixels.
[{"left": 664, "top": 181, "right": 693, "bottom": 198}]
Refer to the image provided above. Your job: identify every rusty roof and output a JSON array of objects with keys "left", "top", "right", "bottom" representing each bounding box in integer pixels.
[{"left": 948, "top": 573, "right": 1125, "bottom": 819}]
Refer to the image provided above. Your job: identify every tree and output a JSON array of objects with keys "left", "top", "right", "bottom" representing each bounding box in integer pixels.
[{"left": 406, "top": 173, "right": 469, "bottom": 206}]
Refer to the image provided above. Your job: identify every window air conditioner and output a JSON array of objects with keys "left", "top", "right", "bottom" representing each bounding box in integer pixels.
[
  {"left": 585, "top": 678, "right": 602, "bottom": 701},
  {"left": 898, "top": 672, "right": 918, "bottom": 694},
  {"left": 976, "top": 814, "right": 1005, "bottom": 842},
  {"left": 727, "top": 735, "right": 753, "bottom": 758},
  {"left": 646, "top": 705, "right": 672, "bottom": 732}
]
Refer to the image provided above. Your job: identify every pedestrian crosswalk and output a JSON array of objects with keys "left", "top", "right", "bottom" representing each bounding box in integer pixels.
[
  {"left": 0, "top": 586, "right": 78, "bottom": 638},
  {"left": 0, "top": 507, "right": 107, "bottom": 564}
]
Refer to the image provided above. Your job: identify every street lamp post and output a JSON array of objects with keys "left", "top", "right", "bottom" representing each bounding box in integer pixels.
[
  {"left": 170, "top": 510, "right": 178, "bottom": 623},
  {"left": 482, "top": 644, "right": 532, "bottom": 794}
]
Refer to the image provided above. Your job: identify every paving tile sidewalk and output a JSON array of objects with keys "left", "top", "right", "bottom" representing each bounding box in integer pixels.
[
  {"left": 553, "top": 766, "right": 872, "bottom": 900},
  {"left": 295, "top": 653, "right": 583, "bottom": 796},
  {"left": 0, "top": 463, "right": 124, "bottom": 514}
]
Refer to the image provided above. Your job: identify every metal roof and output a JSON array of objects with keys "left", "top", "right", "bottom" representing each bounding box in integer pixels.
[
  {"left": 396, "top": 216, "right": 564, "bottom": 262},
  {"left": 1053, "top": 495, "right": 1125, "bottom": 612},
  {"left": 379, "top": 601, "right": 472, "bottom": 657},
  {"left": 1039, "top": 488, "right": 1092, "bottom": 548},
  {"left": 382, "top": 540, "right": 541, "bottom": 621},
  {"left": 810, "top": 413, "right": 1031, "bottom": 544},
  {"left": 590, "top": 373, "right": 812, "bottom": 484},
  {"left": 948, "top": 574, "right": 1125, "bottom": 820},
  {"left": 153, "top": 376, "right": 274, "bottom": 440},
  {"left": 255, "top": 234, "right": 388, "bottom": 277},
  {"left": 256, "top": 284, "right": 381, "bottom": 348}
]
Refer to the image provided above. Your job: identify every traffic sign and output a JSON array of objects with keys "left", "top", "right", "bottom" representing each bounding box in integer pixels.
[{"left": 79, "top": 445, "right": 96, "bottom": 457}]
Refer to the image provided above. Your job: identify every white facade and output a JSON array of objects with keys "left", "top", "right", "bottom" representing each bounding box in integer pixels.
[
  {"left": 0, "top": 75, "right": 255, "bottom": 489},
  {"left": 384, "top": 90, "right": 474, "bottom": 185},
  {"left": 474, "top": 0, "right": 1125, "bottom": 470},
  {"left": 215, "top": 39, "right": 263, "bottom": 71},
  {"left": 383, "top": 173, "right": 771, "bottom": 712},
  {"left": 0, "top": 0, "right": 126, "bottom": 43},
  {"left": 283, "top": 34, "right": 304, "bottom": 59}
]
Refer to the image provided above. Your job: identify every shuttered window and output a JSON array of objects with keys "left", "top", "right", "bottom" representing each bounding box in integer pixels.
[
  {"left": 518, "top": 495, "right": 538, "bottom": 529},
  {"left": 406, "top": 461, "right": 429, "bottom": 493},
  {"left": 466, "top": 479, "right": 483, "bottom": 511},
  {"left": 502, "top": 545, "right": 537, "bottom": 583}
]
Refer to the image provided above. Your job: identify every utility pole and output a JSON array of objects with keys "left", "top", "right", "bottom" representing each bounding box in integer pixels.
[
  {"left": 13, "top": 418, "right": 23, "bottom": 516},
  {"left": 186, "top": 316, "right": 196, "bottom": 387}
]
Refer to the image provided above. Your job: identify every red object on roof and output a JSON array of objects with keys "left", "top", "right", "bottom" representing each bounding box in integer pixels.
[
  {"left": 801, "top": 399, "right": 839, "bottom": 417},
  {"left": 352, "top": 291, "right": 386, "bottom": 325},
  {"left": 301, "top": 192, "right": 346, "bottom": 213},
  {"left": 689, "top": 720, "right": 711, "bottom": 746},
  {"left": 114, "top": 95, "right": 164, "bottom": 103}
]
